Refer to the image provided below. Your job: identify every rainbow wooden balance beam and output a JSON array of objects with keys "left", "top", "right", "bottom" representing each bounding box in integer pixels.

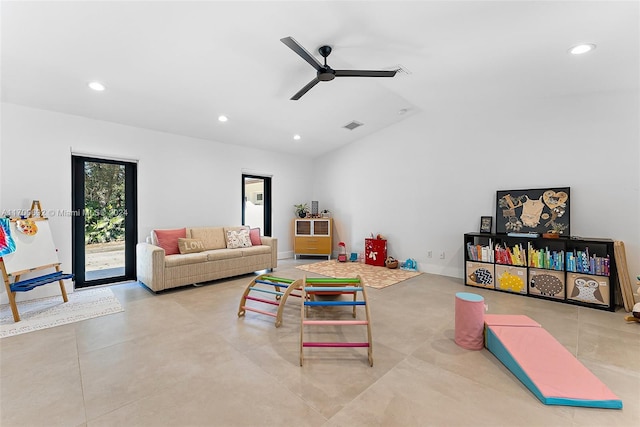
[
  {"left": 299, "top": 276, "right": 373, "bottom": 366},
  {"left": 238, "top": 274, "right": 304, "bottom": 327}
]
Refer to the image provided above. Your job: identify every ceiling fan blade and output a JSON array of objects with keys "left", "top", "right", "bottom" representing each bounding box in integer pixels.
[
  {"left": 291, "top": 78, "right": 320, "bottom": 100},
  {"left": 335, "top": 69, "right": 398, "bottom": 77},
  {"left": 280, "top": 36, "right": 322, "bottom": 71}
]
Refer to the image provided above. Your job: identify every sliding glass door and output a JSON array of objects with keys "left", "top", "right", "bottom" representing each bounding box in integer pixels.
[
  {"left": 72, "top": 156, "right": 137, "bottom": 287},
  {"left": 242, "top": 174, "right": 271, "bottom": 236}
]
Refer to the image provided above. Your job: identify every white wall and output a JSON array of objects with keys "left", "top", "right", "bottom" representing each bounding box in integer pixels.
[
  {"left": 312, "top": 90, "right": 640, "bottom": 282},
  {"left": 2, "top": 88, "right": 638, "bottom": 304},
  {"left": 0, "top": 103, "right": 313, "bottom": 302}
]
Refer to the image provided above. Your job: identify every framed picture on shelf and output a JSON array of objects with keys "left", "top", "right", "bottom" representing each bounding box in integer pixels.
[
  {"left": 480, "top": 216, "right": 492, "bottom": 233},
  {"left": 496, "top": 187, "right": 570, "bottom": 235}
]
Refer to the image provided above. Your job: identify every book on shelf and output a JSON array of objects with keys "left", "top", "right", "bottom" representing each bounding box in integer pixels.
[
  {"left": 466, "top": 239, "right": 494, "bottom": 262},
  {"left": 507, "top": 232, "right": 540, "bottom": 238},
  {"left": 494, "top": 242, "right": 526, "bottom": 266},
  {"left": 565, "top": 250, "right": 610, "bottom": 276},
  {"left": 527, "top": 243, "right": 564, "bottom": 271}
]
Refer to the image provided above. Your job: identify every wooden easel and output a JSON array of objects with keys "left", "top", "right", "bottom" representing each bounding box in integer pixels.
[
  {"left": 614, "top": 241, "right": 636, "bottom": 312},
  {"left": 29, "top": 200, "right": 43, "bottom": 218},
  {"left": 1, "top": 207, "right": 73, "bottom": 322}
]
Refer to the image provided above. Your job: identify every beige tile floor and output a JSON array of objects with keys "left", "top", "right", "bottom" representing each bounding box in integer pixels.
[{"left": 1, "top": 258, "right": 638, "bottom": 426}]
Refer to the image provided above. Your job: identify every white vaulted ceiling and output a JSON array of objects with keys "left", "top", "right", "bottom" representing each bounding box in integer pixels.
[{"left": 1, "top": 1, "right": 637, "bottom": 157}]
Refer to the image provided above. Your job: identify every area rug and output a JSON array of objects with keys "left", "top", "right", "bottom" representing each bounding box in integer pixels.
[
  {"left": 296, "top": 260, "right": 422, "bottom": 289},
  {"left": 0, "top": 287, "right": 123, "bottom": 338}
]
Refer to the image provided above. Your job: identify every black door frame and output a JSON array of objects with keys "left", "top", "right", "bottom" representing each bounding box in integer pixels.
[
  {"left": 241, "top": 174, "right": 272, "bottom": 236},
  {"left": 71, "top": 155, "right": 137, "bottom": 287}
]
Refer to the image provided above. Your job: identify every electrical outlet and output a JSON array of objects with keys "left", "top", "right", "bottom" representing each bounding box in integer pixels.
[
  {"left": 440, "top": 251, "right": 445, "bottom": 259},
  {"left": 427, "top": 251, "right": 432, "bottom": 258}
]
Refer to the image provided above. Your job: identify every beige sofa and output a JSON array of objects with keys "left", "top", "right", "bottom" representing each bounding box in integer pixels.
[{"left": 136, "top": 226, "right": 277, "bottom": 292}]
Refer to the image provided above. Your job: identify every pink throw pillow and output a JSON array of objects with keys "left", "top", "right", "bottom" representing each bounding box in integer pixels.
[
  {"left": 155, "top": 228, "right": 186, "bottom": 255},
  {"left": 249, "top": 228, "right": 262, "bottom": 246}
]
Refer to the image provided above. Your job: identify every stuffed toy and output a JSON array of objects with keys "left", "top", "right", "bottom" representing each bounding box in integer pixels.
[
  {"left": 625, "top": 302, "right": 640, "bottom": 323},
  {"left": 625, "top": 276, "right": 640, "bottom": 323}
]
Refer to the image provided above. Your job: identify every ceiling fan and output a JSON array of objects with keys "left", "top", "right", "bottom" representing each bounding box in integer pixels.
[{"left": 280, "top": 36, "right": 399, "bottom": 100}]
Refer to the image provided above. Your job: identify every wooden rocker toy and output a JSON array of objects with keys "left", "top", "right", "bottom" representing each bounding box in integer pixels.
[{"left": 238, "top": 274, "right": 303, "bottom": 327}]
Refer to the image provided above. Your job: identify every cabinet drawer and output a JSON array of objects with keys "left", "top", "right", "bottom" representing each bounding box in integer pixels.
[{"left": 295, "top": 237, "right": 331, "bottom": 254}]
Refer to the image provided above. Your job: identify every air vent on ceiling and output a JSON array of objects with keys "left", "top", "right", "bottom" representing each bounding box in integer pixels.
[{"left": 343, "top": 121, "right": 364, "bottom": 130}]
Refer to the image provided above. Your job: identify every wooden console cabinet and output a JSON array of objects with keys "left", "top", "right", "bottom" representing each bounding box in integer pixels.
[{"left": 294, "top": 218, "right": 332, "bottom": 259}]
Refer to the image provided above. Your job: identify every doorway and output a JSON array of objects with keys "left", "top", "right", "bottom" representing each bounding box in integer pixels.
[
  {"left": 242, "top": 174, "right": 271, "bottom": 236},
  {"left": 72, "top": 156, "right": 137, "bottom": 287}
]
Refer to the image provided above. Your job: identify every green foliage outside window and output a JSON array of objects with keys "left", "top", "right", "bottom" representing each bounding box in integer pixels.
[{"left": 84, "top": 162, "right": 126, "bottom": 244}]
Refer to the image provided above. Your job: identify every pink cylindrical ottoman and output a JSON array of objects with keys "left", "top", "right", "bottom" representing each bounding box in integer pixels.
[{"left": 455, "top": 292, "right": 485, "bottom": 350}]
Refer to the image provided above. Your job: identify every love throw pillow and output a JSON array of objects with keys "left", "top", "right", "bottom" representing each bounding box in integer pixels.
[{"left": 178, "top": 238, "right": 205, "bottom": 254}]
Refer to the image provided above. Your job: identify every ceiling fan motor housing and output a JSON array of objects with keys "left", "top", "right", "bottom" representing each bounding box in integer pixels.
[
  {"left": 318, "top": 46, "right": 335, "bottom": 81},
  {"left": 318, "top": 67, "right": 335, "bottom": 81}
]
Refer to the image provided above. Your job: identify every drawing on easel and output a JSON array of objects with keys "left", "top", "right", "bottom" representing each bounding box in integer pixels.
[{"left": 3, "top": 219, "right": 60, "bottom": 272}]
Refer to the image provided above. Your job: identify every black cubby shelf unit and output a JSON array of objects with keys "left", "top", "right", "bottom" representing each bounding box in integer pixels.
[{"left": 463, "top": 233, "right": 617, "bottom": 312}]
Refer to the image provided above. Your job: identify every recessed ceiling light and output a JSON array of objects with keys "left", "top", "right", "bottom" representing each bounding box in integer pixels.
[
  {"left": 569, "top": 43, "right": 596, "bottom": 55},
  {"left": 218, "top": 115, "right": 228, "bottom": 122},
  {"left": 293, "top": 134, "right": 301, "bottom": 140},
  {"left": 88, "top": 81, "right": 105, "bottom": 91}
]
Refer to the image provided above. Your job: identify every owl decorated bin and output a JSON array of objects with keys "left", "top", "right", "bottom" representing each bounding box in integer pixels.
[
  {"left": 466, "top": 262, "right": 495, "bottom": 289},
  {"left": 528, "top": 268, "right": 565, "bottom": 300},
  {"left": 566, "top": 273, "right": 610, "bottom": 307}
]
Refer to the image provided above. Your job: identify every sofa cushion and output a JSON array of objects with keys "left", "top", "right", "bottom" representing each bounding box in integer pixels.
[
  {"left": 204, "top": 248, "right": 242, "bottom": 261},
  {"left": 249, "top": 228, "right": 262, "bottom": 246},
  {"left": 154, "top": 228, "right": 186, "bottom": 255},
  {"left": 226, "top": 228, "right": 252, "bottom": 249},
  {"left": 178, "top": 238, "right": 205, "bottom": 254},
  {"left": 241, "top": 245, "right": 272, "bottom": 256},
  {"left": 164, "top": 252, "right": 209, "bottom": 267},
  {"left": 189, "top": 227, "right": 226, "bottom": 250}
]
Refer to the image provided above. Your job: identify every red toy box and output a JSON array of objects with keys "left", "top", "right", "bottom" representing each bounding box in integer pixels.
[{"left": 365, "top": 238, "right": 387, "bottom": 267}]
